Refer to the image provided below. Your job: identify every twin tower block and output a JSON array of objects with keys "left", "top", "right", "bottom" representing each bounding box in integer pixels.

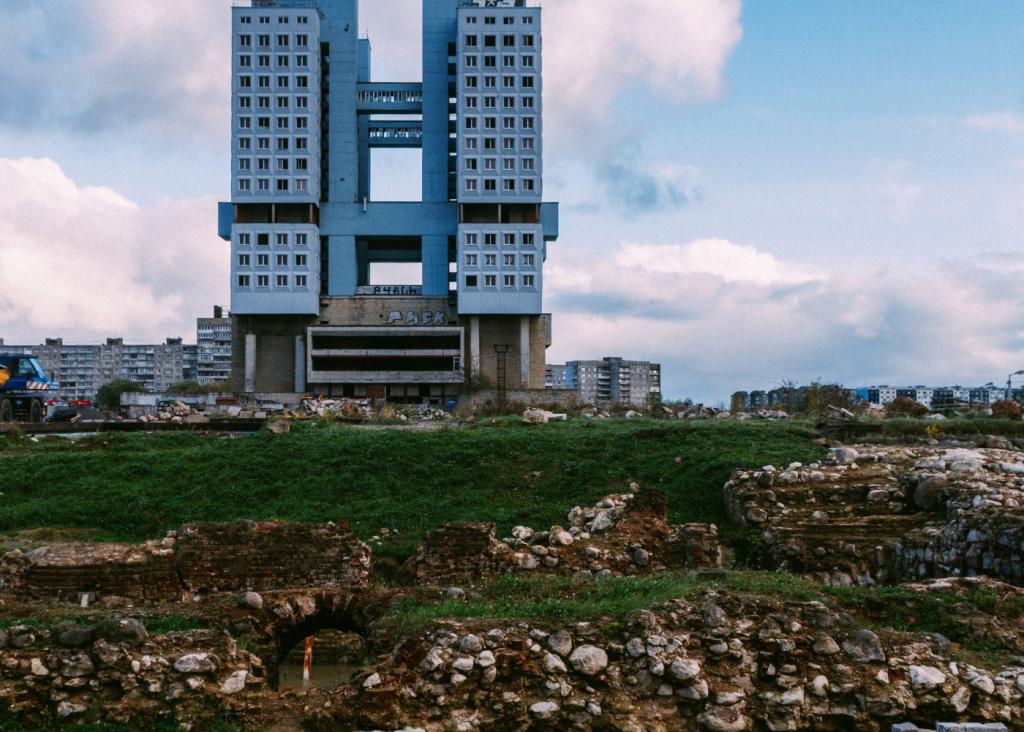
[{"left": 217, "top": 0, "right": 559, "bottom": 403}]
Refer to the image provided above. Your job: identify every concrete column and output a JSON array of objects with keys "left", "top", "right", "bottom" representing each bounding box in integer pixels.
[
  {"left": 328, "top": 235, "right": 358, "bottom": 296},
  {"left": 421, "top": 234, "right": 449, "bottom": 297},
  {"left": 520, "top": 317, "right": 530, "bottom": 389},
  {"left": 244, "top": 334, "right": 256, "bottom": 393},
  {"left": 294, "top": 335, "right": 306, "bottom": 393},
  {"left": 469, "top": 316, "right": 481, "bottom": 385}
]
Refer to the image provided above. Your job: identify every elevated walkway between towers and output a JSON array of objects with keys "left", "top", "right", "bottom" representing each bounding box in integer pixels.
[{"left": 356, "top": 83, "right": 423, "bottom": 114}]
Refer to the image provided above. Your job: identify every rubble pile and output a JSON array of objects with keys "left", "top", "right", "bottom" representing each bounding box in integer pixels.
[
  {"left": 137, "top": 401, "right": 210, "bottom": 425},
  {"left": 0, "top": 521, "right": 371, "bottom": 602},
  {"left": 725, "top": 445, "right": 1024, "bottom": 586},
  {"left": 320, "top": 589, "right": 1024, "bottom": 731},
  {"left": 0, "top": 618, "right": 262, "bottom": 726},
  {"left": 299, "top": 397, "right": 372, "bottom": 420},
  {"left": 397, "top": 405, "right": 452, "bottom": 422},
  {"left": 402, "top": 490, "right": 722, "bottom": 584}
]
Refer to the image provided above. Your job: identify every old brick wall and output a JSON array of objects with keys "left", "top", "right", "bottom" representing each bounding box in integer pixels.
[
  {"left": 0, "top": 542, "right": 179, "bottom": 602},
  {"left": 401, "top": 523, "right": 514, "bottom": 584},
  {"left": 0, "top": 522, "right": 371, "bottom": 601},
  {"left": 174, "top": 521, "right": 371, "bottom": 593}
]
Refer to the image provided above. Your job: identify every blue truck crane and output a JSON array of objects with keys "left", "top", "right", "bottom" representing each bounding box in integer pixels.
[{"left": 0, "top": 355, "right": 56, "bottom": 422}]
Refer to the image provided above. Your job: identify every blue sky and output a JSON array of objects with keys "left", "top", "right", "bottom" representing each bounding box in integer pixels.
[{"left": 0, "top": 0, "right": 1022, "bottom": 403}]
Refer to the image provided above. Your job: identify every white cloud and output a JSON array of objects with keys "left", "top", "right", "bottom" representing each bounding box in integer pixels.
[
  {"left": 613, "top": 239, "right": 821, "bottom": 286},
  {"left": 547, "top": 239, "right": 1024, "bottom": 402},
  {"left": 0, "top": 1, "right": 229, "bottom": 138},
  {"left": 544, "top": 0, "right": 743, "bottom": 134},
  {"left": 0, "top": 157, "right": 228, "bottom": 343},
  {"left": 966, "top": 112, "right": 1024, "bottom": 134}
]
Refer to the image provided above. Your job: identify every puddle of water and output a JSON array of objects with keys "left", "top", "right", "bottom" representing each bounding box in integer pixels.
[{"left": 277, "top": 662, "right": 361, "bottom": 691}]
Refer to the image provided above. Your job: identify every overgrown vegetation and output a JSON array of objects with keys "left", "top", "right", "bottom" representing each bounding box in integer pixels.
[
  {"left": 0, "top": 420, "right": 823, "bottom": 560},
  {"left": 94, "top": 379, "right": 146, "bottom": 410}
]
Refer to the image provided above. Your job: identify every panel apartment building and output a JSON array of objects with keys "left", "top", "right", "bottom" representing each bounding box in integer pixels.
[
  {"left": 0, "top": 314, "right": 234, "bottom": 401},
  {"left": 218, "top": 0, "right": 559, "bottom": 403},
  {"left": 547, "top": 357, "right": 662, "bottom": 408},
  {"left": 0, "top": 338, "right": 192, "bottom": 402}
]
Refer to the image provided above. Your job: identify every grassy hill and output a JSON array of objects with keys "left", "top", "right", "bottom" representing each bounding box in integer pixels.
[{"left": 0, "top": 419, "right": 823, "bottom": 560}]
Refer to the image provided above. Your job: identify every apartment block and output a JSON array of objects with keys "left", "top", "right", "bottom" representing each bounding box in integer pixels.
[
  {"left": 0, "top": 338, "right": 193, "bottom": 402},
  {"left": 196, "top": 307, "right": 234, "bottom": 385},
  {"left": 549, "top": 357, "right": 661, "bottom": 407}
]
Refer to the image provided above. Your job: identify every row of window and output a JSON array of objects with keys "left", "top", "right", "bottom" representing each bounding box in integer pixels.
[
  {"left": 464, "top": 274, "right": 536, "bottom": 288},
  {"left": 464, "top": 232, "right": 536, "bottom": 247},
  {"left": 462, "top": 54, "right": 535, "bottom": 70},
  {"left": 238, "top": 15, "right": 311, "bottom": 25},
  {"left": 238, "top": 54, "right": 311, "bottom": 69},
  {"left": 236, "top": 137, "right": 312, "bottom": 152},
  {"left": 238, "top": 95, "right": 310, "bottom": 110},
  {"left": 464, "top": 136, "right": 536, "bottom": 151},
  {"left": 464, "top": 95, "right": 536, "bottom": 110},
  {"left": 461, "top": 74, "right": 535, "bottom": 90},
  {"left": 465, "top": 157, "right": 536, "bottom": 172},
  {"left": 463, "top": 177, "right": 537, "bottom": 193},
  {"left": 237, "top": 274, "right": 310, "bottom": 288},
  {"left": 463, "top": 115, "right": 536, "bottom": 131},
  {"left": 463, "top": 33, "right": 536, "bottom": 48},
  {"left": 238, "top": 254, "right": 309, "bottom": 267},
  {"left": 237, "top": 178, "right": 311, "bottom": 193},
  {"left": 237, "top": 116, "right": 311, "bottom": 131},
  {"left": 463, "top": 14, "right": 535, "bottom": 26},
  {"left": 237, "top": 232, "right": 310, "bottom": 247},
  {"left": 237, "top": 158, "right": 311, "bottom": 173},
  {"left": 464, "top": 253, "right": 535, "bottom": 267},
  {"left": 238, "top": 33, "right": 311, "bottom": 49},
  {"left": 237, "top": 75, "right": 312, "bottom": 90}
]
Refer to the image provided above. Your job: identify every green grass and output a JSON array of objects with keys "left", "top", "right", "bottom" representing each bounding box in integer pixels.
[
  {"left": 0, "top": 420, "right": 823, "bottom": 560},
  {"left": 380, "top": 570, "right": 1024, "bottom": 658}
]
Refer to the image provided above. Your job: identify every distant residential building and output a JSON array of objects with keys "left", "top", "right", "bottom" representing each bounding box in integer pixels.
[
  {"left": 545, "top": 364, "right": 567, "bottom": 390},
  {"left": 0, "top": 336, "right": 193, "bottom": 402},
  {"left": 867, "top": 386, "right": 899, "bottom": 406},
  {"left": 196, "top": 307, "right": 233, "bottom": 385},
  {"left": 862, "top": 384, "right": 1019, "bottom": 408},
  {"left": 548, "top": 357, "right": 661, "bottom": 407}
]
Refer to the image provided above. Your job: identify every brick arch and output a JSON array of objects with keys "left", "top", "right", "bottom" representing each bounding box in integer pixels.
[{"left": 245, "top": 590, "right": 385, "bottom": 690}]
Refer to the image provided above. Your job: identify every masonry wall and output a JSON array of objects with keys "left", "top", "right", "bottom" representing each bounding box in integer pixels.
[
  {"left": 0, "top": 522, "right": 371, "bottom": 601},
  {"left": 231, "top": 315, "right": 314, "bottom": 393},
  {"left": 476, "top": 315, "right": 547, "bottom": 390},
  {"left": 174, "top": 521, "right": 371, "bottom": 593}
]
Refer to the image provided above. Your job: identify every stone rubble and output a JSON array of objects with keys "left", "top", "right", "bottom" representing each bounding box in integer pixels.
[
  {"left": 317, "top": 590, "right": 1024, "bottom": 731},
  {"left": 724, "top": 444, "right": 1024, "bottom": 586},
  {"left": 402, "top": 489, "right": 722, "bottom": 584}
]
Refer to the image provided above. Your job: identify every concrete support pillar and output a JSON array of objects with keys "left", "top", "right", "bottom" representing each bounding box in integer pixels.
[
  {"left": 520, "top": 316, "right": 530, "bottom": 388},
  {"left": 294, "top": 335, "right": 306, "bottom": 393},
  {"left": 244, "top": 334, "right": 256, "bottom": 393},
  {"left": 469, "top": 316, "right": 481, "bottom": 385},
  {"left": 421, "top": 234, "right": 449, "bottom": 297},
  {"left": 328, "top": 235, "right": 358, "bottom": 296}
]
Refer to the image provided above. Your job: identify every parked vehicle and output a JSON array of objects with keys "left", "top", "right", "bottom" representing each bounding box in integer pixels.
[{"left": 0, "top": 355, "right": 57, "bottom": 422}]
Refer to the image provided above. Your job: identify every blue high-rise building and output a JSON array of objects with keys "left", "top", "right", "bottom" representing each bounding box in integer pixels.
[{"left": 218, "top": 0, "right": 559, "bottom": 402}]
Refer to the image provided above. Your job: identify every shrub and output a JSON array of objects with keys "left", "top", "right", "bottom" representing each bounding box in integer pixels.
[
  {"left": 885, "top": 396, "right": 928, "bottom": 419},
  {"left": 95, "top": 380, "right": 146, "bottom": 410},
  {"left": 991, "top": 400, "right": 1023, "bottom": 421}
]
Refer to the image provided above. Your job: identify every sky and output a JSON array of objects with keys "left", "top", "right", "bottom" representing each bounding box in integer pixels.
[{"left": 1, "top": 0, "right": 1023, "bottom": 403}]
